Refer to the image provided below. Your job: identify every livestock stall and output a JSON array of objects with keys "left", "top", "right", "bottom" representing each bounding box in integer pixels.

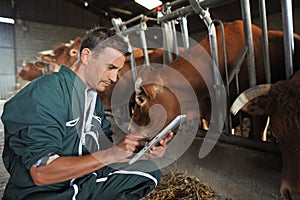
[
  {"left": 0, "top": 0, "right": 300, "bottom": 199},
  {"left": 107, "top": 0, "right": 300, "bottom": 199},
  {"left": 109, "top": 0, "right": 297, "bottom": 152}
]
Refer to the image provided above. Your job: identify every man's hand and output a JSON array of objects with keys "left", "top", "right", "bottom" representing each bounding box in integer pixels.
[
  {"left": 112, "top": 134, "right": 148, "bottom": 162},
  {"left": 146, "top": 131, "right": 174, "bottom": 159}
]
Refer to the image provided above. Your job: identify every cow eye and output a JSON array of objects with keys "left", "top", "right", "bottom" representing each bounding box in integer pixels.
[
  {"left": 70, "top": 49, "right": 78, "bottom": 56},
  {"left": 136, "top": 95, "right": 146, "bottom": 106}
]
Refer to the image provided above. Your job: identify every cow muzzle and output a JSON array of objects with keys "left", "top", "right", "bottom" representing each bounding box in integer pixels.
[{"left": 280, "top": 180, "right": 300, "bottom": 200}]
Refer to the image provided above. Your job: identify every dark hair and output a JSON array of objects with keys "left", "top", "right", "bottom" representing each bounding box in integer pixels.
[{"left": 79, "top": 27, "right": 129, "bottom": 58}]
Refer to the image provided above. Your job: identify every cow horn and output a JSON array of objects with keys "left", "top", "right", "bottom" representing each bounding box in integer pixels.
[
  {"left": 38, "top": 50, "right": 55, "bottom": 56},
  {"left": 135, "top": 77, "right": 143, "bottom": 94},
  {"left": 230, "top": 84, "right": 271, "bottom": 115}
]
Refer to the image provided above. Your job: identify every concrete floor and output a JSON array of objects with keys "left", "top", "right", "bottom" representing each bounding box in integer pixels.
[{"left": 165, "top": 137, "right": 283, "bottom": 200}]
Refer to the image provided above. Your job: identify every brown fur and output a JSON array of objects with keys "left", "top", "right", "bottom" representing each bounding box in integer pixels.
[
  {"left": 239, "top": 74, "right": 300, "bottom": 199},
  {"left": 130, "top": 20, "right": 300, "bottom": 137}
]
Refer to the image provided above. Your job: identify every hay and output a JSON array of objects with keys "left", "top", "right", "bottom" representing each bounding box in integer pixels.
[{"left": 141, "top": 171, "right": 220, "bottom": 200}]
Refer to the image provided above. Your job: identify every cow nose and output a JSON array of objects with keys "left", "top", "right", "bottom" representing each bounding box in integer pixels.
[
  {"left": 280, "top": 181, "right": 300, "bottom": 200},
  {"left": 281, "top": 187, "right": 292, "bottom": 200}
]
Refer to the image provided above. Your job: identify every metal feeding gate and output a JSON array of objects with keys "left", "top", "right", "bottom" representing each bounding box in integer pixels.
[{"left": 109, "top": 0, "right": 296, "bottom": 154}]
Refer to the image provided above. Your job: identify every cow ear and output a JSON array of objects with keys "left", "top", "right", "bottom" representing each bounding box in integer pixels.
[
  {"left": 54, "top": 45, "right": 67, "bottom": 57},
  {"left": 75, "top": 37, "right": 82, "bottom": 43},
  {"left": 142, "top": 84, "right": 163, "bottom": 99}
]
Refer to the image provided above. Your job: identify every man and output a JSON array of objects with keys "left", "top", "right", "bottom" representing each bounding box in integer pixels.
[{"left": 1, "top": 27, "right": 173, "bottom": 199}]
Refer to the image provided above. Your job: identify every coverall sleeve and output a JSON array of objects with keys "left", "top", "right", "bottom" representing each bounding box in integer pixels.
[{"left": 2, "top": 82, "right": 67, "bottom": 169}]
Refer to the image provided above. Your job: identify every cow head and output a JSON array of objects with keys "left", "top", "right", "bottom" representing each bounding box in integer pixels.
[
  {"left": 231, "top": 77, "right": 300, "bottom": 199},
  {"left": 41, "top": 37, "right": 82, "bottom": 70},
  {"left": 18, "top": 61, "right": 46, "bottom": 81},
  {"left": 128, "top": 66, "right": 181, "bottom": 137}
]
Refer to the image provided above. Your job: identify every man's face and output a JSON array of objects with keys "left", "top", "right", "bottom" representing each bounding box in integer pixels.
[{"left": 85, "top": 47, "right": 126, "bottom": 91}]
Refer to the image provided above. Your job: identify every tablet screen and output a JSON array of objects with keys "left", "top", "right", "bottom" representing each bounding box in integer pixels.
[{"left": 129, "top": 114, "right": 187, "bottom": 165}]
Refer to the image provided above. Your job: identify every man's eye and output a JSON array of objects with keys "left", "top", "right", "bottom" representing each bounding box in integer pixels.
[{"left": 107, "top": 65, "right": 116, "bottom": 70}]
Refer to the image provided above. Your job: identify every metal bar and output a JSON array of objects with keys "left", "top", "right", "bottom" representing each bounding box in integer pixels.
[
  {"left": 281, "top": 0, "right": 294, "bottom": 79},
  {"left": 130, "top": 53, "right": 137, "bottom": 84},
  {"left": 158, "top": 6, "right": 194, "bottom": 23},
  {"left": 111, "top": 18, "right": 122, "bottom": 33},
  {"left": 158, "top": 0, "right": 237, "bottom": 23},
  {"left": 139, "top": 22, "right": 150, "bottom": 66},
  {"left": 111, "top": 14, "right": 145, "bottom": 30},
  {"left": 213, "top": 20, "right": 232, "bottom": 136},
  {"left": 120, "top": 14, "right": 144, "bottom": 27},
  {"left": 189, "top": 0, "right": 219, "bottom": 70},
  {"left": 240, "top": 0, "right": 257, "bottom": 87},
  {"left": 162, "top": 22, "right": 175, "bottom": 64},
  {"left": 259, "top": 0, "right": 271, "bottom": 84},
  {"left": 228, "top": 46, "right": 248, "bottom": 84},
  {"left": 179, "top": 16, "right": 190, "bottom": 49},
  {"left": 162, "top": 4, "right": 176, "bottom": 64},
  {"left": 171, "top": 19, "right": 180, "bottom": 56},
  {"left": 241, "top": 0, "right": 261, "bottom": 140},
  {"left": 189, "top": 0, "right": 227, "bottom": 158}
]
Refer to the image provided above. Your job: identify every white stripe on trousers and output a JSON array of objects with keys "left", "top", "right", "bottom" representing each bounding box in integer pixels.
[{"left": 71, "top": 169, "right": 158, "bottom": 200}]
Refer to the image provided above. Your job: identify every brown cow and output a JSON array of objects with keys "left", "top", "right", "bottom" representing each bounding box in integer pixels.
[
  {"left": 18, "top": 37, "right": 82, "bottom": 81},
  {"left": 230, "top": 70, "right": 300, "bottom": 200},
  {"left": 41, "top": 37, "right": 82, "bottom": 69},
  {"left": 17, "top": 61, "right": 44, "bottom": 81},
  {"left": 128, "top": 20, "right": 300, "bottom": 138}
]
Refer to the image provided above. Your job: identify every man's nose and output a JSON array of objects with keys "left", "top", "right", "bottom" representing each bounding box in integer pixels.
[{"left": 109, "top": 71, "right": 118, "bottom": 82}]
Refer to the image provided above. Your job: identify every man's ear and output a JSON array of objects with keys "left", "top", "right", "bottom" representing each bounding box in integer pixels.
[{"left": 80, "top": 48, "right": 91, "bottom": 64}]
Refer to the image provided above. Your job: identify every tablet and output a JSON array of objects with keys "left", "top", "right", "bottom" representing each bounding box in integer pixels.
[{"left": 129, "top": 114, "right": 187, "bottom": 165}]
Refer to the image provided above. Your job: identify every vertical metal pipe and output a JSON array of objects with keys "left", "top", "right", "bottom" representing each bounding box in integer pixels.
[
  {"left": 162, "top": 22, "right": 175, "bottom": 64},
  {"left": 139, "top": 22, "right": 150, "bottom": 66},
  {"left": 240, "top": 0, "right": 257, "bottom": 87},
  {"left": 139, "top": 30, "right": 150, "bottom": 66},
  {"left": 213, "top": 20, "right": 232, "bottom": 135},
  {"left": 129, "top": 52, "right": 137, "bottom": 84},
  {"left": 259, "top": 0, "right": 271, "bottom": 84},
  {"left": 208, "top": 23, "right": 220, "bottom": 83},
  {"left": 111, "top": 18, "right": 137, "bottom": 84},
  {"left": 162, "top": 3, "right": 175, "bottom": 64},
  {"left": 241, "top": 0, "right": 262, "bottom": 140},
  {"left": 171, "top": 19, "right": 180, "bottom": 56},
  {"left": 281, "top": 0, "right": 294, "bottom": 79},
  {"left": 179, "top": 15, "right": 190, "bottom": 50}
]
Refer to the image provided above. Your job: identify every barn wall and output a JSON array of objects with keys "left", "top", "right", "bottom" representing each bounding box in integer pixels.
[
  {"left": 0, "top": 19, "right": 89, "bottom": 99},
  {"left": 0, "top": 23, "right": 15, "bottom": 100},
  {"left": 14, "top": 19, "right": 87, "bottom": 74}
]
